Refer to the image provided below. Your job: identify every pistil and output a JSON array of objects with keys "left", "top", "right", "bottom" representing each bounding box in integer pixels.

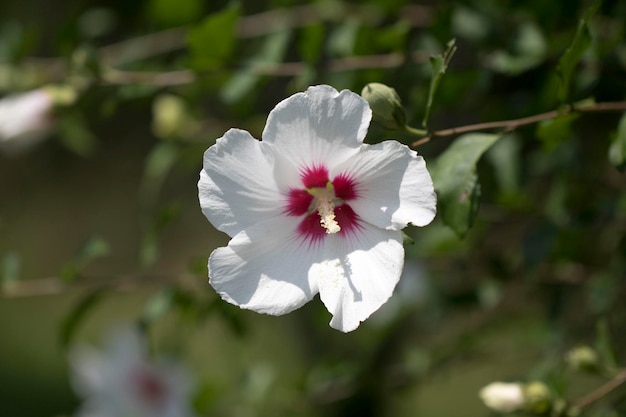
[
  {"left": 309, "top": 182, "right": 341, "bottom": 234},
  {"left": 318, "top": 197, "right": 340, "bottom": 234}
]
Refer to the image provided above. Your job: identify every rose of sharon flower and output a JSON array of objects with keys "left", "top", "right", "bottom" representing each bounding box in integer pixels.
[
  {"left": 198, "top": 85, "right": 436, "bottom": 332},
  {"left": 70, "top": 328, "right": 195, "bottom": 417},
  {"left": 0, "top": 89, "right": 54, "bottom": 153},
  {"left": 479, "top": 382, "right": 526, "bottom": 413}
]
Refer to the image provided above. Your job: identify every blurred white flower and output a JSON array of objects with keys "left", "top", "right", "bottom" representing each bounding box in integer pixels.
[
  {"left": 479, "top": 381, "right": 525, "bottom": 413},
  {"left": 0, "top": 89, "right": 54, "bottom": 154},
  {"left": 198, "top": 85, "right": 436, "bottom": 332},
  {"left": 69, "top": 328, "right": 195, "bottom": 417}
]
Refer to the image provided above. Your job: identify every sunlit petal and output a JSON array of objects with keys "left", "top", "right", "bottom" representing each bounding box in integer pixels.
[
  {"left": 262, "top": 85, "right": 370, "bottom": 169},
  {"left": 209, "top": 216, "right": 320, "bottom": 315},
  {"left": 199, "top": 128, "right": 284, "bottom": 236},
  {"left": 315, "top": 224, "right": 404, "bottom": 332},
  {"left": 336, "top": 140, "right": 436, "bottom": 230}
]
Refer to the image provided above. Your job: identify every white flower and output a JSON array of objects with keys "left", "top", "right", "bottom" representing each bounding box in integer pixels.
[
  {"left": 69, "top": 328, "right": 195, "bottom": 417},
  {"left": 198, "top": 85, "right": 436, "bottom": 332},
  {"left": 479, "top": 382, "right": 526, "bottom": 413},
  {"left": 0, "top": 89, "right": 54, "bottom": 153}
]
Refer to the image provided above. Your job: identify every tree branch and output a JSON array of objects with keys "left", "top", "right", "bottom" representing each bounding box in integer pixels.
[
  {"left": 97, "top": 4, "right": 432, "bottom": 65},
  {"left": 574, "top": 369, "right": 626, "bottom": 411},
  {"left": 1, "top": 274, "right": 202, "bottom": 298},
  {"left": 410, "top": 101, "right": 626, "bottom": 147},
  {"left": 100, "top": 51, "right": 429, "bottom": 85}
]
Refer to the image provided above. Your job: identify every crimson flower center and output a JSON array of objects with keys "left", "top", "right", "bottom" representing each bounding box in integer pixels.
[
  {"left": 285, "top": 165, "right": 360, "bottom": 242},
  {"left": 131, "top": 367, "right": 167, "bottom": 407}
]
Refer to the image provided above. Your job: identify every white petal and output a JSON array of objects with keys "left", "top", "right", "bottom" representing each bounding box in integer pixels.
[
  {"left": 315, "top": 224, "right": 404, "bottom": 332},
  {"left": 262, "top": 85, "right": 371, "bottom": 169},
  {"left": 209, "top": 216, "right": 320, "bottom": 315},
  {"left": 479, "top": 382, "right": 525, "bottom": 413},
  {"left": 198, "top": 128, "right": 285, "bottom": 236},
  {"left": 0, "top": 89, "right": 52, "bottom": 140},
  {"left": 69, "top": 346, "right": 107, "bottom": 395},
  {"left": 336, "top": 140, "right": 436, "bottom": 230}
]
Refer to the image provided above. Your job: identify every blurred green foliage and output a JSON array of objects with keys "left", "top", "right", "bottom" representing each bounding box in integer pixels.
[{"left": 0, "top": 0, "right": 625, "bottom": 416}]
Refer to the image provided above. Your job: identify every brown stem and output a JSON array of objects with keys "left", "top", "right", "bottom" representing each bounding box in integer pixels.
[
  {"left": 574, "top": 369, "right": 626, "bottom": 410},
  {"left": 74, "top": 5, "right": 432, "bottom": 68},
  {"left": 100, "top": 51, "right": 429, "bottom": 85},
  {"left": 410, "top": 101, "right": 626, "bottom": 147},
  {"left": 1, "top": 274, "right": 202, "bottom": 298},
  {"left": 18, "top": 5, "right": 432, "bottom": 85}
]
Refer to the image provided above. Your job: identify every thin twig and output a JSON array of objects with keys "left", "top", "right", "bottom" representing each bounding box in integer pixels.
[
  {"left": 100, "top": 51, "right": 429, "bottom": 85},
  {"left": 29, "top": 4, "right": 431, "bottom": 71},
  {"left": 98, "top": 27, "right": 188, "bottom": 66},
  {"left": 13, "top": 5, "right": 433, "bottom": 88},
  {"left": 101, "top": 68, "right": 196, "bottom": 86},
  {"left": 1, "top": 274, "right": 203, "bottom": 298},
  {"left": 574, "top": 369, "right": 626, "bottom": 410},
  {"left": 411, "top": 101, "right": 626, "bottom": 147}
]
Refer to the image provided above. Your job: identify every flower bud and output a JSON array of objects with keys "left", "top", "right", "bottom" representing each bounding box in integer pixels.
[
  {"left": 361, "top": 83, "right": 407, "bottom": 131},
  {"left": 479, "top": 382, "right": 525, "bottom": 413},
  {"left": 153, "top": 94, "right": 184, "bottom": 139},
  {"left": 523, "top": 381, "right": 552, "bottom": 414},
  {"left": 565, "top": 345, "right": 599, "bottom": 373},
  {"left": 152, "top": 94, "right": 198, "bottom": 140},
  {"left": 43, "top": 84, "right": 78, "bottom": 107}
]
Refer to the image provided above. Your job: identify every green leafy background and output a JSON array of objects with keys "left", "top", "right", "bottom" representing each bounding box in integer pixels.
[{"left": 0, "top": 0, "right": 625, "bottom": 416}]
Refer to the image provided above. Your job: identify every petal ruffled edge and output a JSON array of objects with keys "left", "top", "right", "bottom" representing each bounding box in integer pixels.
[
  {"left": 209, "top": 216, "right": 321, "bottom": 315},
  {"left": 314, "top": 224, "right": 405, "bottom": 332},
  {"left": 261, "top": 85, "right": 371, "bottom": 170},
  {"left": 336, "top": 140, "right": 436, "bottom": 231},
  {"left": 198, "top": 128, "right": 284, "bottom": 237}
]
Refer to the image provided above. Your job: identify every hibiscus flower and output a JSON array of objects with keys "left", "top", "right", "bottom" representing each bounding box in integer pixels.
[
  {"left": 69, "top": 328, "right": 195, "bottom": 417},
  {"left": 0, "top": 89, "right": 54, "bottom": 154},
  {"left": 198, "top": 85, "right": 436, "bottom": 332}
]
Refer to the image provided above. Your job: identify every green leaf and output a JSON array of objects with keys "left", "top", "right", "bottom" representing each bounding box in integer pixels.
[
  {"left": 422, "top": 39, "right": 457, "bottom": 128},
  {"left": 489, "top": 22, "right": 547, "bottom": 75},
  {"left": 148, "top": 0, "right": 203, "bottom": 26},
  {"left": 221, "top": 29, "right": 290, "bottom": 103},
  {"left": 486, "top": 133, "right": 521, "bottom": 196},
  {"left": 60, "top": 236, "right": 110, "bottom": 282},
  {"left": 451, "top": 5, "right": 489, "bottom": 42},
  {"left": 60, "top": 289, "right": 107, "bottom": 347},
  {"left": 556, "top": 0, "right": 601, "bottom": 102},
  {"left": 187, "top": 6, "right": 239, "bottom": 71},
  {"left": 430, "top": 133, "right": 500, "bottom": 237},
  {"left": 141, "top": 141, "right": 180, "bottom": 205},
  {"left": 193, "top": 380, "right": 220, "bottom": 415},
  {"left": 1, "top": 251, "right": 20, "bottom": 287},
  {"left": 595, "top": 319, "right": 618, "bottom": 373},
  {"left": 0, "top": 21, "right": 26, "bottom": 61},
  {"left": 57, "top": 112, "right": 98, "bottom": 157},
  {"left": 327, "top": 19, "right": 359, "bottom": 57},
  {"left": 376, "top": 20, "right": 410, "bottom": 51},
  {"left": 536, "top": 112, "right": 579, "bottom": 151},
  {"left": 608, "top": 112, "right": 626, "bottom": 172},
  {"left": 140, "top": 202, "right": 182, "bottom": 267},
  {"left": 298, "top": 23, "right": 325, "bottom": 65},
  {"left": 142, "top": 288, "right": 176, "bottom": 325}
]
